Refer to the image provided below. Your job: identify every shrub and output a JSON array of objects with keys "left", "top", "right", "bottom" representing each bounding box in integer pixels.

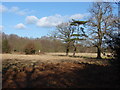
[{"left": 24, "top": 42, "right": 36, "bottom": 54}]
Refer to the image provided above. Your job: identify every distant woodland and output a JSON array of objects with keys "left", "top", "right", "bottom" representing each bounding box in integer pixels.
[{"left": 1, "top": 32, "right": 97, "bottom": 54}]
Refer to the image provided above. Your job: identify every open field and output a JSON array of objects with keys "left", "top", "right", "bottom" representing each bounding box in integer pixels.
[
  {"left": 1, "top": 53, "right": 120, "bottom": 88},
  {"left": 2, "top": 53, "right": 109, "bottom": 65}
]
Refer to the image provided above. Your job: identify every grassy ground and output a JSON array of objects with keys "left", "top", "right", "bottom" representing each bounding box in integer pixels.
[
  {"left": 1, "top": 53, "right": 120, "bottom": 88},
  {"left": 2, "top": 53, "right": 109, "bottom": 65}
]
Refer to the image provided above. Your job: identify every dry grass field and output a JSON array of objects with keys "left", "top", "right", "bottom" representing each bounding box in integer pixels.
[
  {"left": 1, "top": 53, "right": 120, "bottom": 88},
  {"left": 2, "top": 53, "right": 109, "bottom": 65}
]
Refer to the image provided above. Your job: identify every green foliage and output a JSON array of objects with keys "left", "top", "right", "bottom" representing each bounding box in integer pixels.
[
  {"left": 70, "top": 38, "right": 86, "bottom": 41},
  {"left": 71, "top": 34, "right": 88, "bottom": 37},
  {"left": 71, "top": 34, "right": 81, "bottom": 36},
  {"left": 70, "top": 19, "right": 87, "bottom": 26},
  {"left": 24, "top": 42, "right": 36, "bottom": 54},
  {"left": 64, "top": 39, "right": 71, "bottom": 42},
  {"left": 2, "top": 39, "right": 11, "bottom": 53}
]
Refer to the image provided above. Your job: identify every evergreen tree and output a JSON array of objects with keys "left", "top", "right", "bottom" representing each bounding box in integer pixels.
[{"left": 70, "top": 19, "right": 87, "bottom": 56}]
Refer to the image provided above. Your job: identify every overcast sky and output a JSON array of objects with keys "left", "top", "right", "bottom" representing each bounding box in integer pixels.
[{"left": 0, "top": 2, "right": 118, "bottom": 38}]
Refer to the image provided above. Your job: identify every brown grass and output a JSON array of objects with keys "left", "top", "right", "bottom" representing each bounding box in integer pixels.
[
  {"left": 2, "top": 53, "right": 120, "bottom": 88},
  {"left": 1, "top": 53, "right": 109, "bottom": 65}
]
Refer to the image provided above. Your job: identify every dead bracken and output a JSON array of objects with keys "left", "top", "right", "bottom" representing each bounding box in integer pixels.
[{"left": 2, "top": 54, "right": 120, "bottom": 88}]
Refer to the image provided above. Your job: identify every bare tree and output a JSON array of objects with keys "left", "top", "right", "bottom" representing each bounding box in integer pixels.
[
  {"left": 87, "top": 2, "right": 117, "bottom": 59},
  {"left": 55, "top": 22, "right": 75, "bottom": 56}
]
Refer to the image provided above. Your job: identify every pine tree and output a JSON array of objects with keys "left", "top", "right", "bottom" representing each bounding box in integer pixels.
[{"left": 70, "top": 19, "right": 87, "bottom": 56}]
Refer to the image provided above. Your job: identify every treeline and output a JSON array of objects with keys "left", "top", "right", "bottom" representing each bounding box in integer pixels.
[{"left": 1, "top": 32, "right": 97, "bottom": 54}]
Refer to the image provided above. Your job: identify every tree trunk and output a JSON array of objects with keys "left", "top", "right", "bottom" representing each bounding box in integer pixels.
[
  {"left": 66, "top": 48, "right": 69, "bottom": 56},
  {"left": 73, "top": 45, "right": 76, "bottom": 57},
  {"left": 97, "top": 37, "right": 102, "bottom": 59},
  {"left": 66, "top": 44, "right": 69, "bottom": 56},
  {"left": 97, "top": 46, "right": 102, "bottom": 59},
  {"left": 97, "top": 23, "right": 102, "bottom": 59}
]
